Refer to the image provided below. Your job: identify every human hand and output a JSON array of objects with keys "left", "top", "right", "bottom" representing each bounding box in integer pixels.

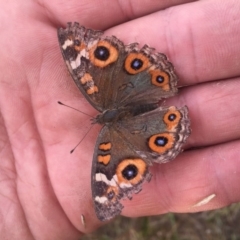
[{"left": 0, "top": 0, "right": 239, "bottom": 239}]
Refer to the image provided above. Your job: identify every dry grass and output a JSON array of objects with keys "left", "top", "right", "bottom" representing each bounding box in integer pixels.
[{"left": 83, "top": 203, "right": 240, "bottom": 240}]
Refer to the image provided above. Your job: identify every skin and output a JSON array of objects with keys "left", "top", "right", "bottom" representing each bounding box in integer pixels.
[{"left": 0, "top": 0, "right": 240, "bottom": 238}]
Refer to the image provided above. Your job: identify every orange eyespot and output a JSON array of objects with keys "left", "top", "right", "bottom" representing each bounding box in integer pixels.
[
  {"left": 89, "top": 40, "right": 118, "bottom": 68},
  {"left": 116, "top": 158, "right": 147, "bottom": 185},
  {"left": 163, "top": 107, "right": 181, "bottom": 130},
  {"left": 148, "top": 133, "right": 175, "bottom": 154},
  {"left": 124, "top": 53, "right": 149, "bottom": 74},
  {"left": 149, "top": 69, "right": 170, "bottom": 90}
]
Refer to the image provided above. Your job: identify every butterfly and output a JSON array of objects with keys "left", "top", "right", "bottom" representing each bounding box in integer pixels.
[{"left": 58, "top": 22, "right": 191, "bottom": 221}]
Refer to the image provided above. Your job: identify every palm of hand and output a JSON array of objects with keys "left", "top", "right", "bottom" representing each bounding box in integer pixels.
[{"left": 0, "top": 0, "right": 239, "bottom": 238}]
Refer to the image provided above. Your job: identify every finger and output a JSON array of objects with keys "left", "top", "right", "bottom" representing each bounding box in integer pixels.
[
  {"left": 123, "top": 139, "right": 240, "bottom": 217},
  {"left": 105, "top": 0, "right": 240, "bottom": 85},
  {"left": 48, "top": 0, "right": 195, "bottom": 29}
]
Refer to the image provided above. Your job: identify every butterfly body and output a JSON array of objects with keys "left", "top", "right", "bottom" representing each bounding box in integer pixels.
[{"left": 58, "top": 22, "right": 191, "bottom": 221}]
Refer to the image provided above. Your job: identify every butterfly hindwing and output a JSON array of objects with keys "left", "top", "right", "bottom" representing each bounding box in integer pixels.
[
  {"left": 92, "top": 125, "right": 152, "bottom": 221},
  {"left": 92, "top": 106, "right": 190, "bottom": 221}
]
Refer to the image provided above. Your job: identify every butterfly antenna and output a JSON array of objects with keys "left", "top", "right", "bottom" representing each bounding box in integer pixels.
[
  {"left": 58, "top": 101, "right": 95, "bottom": 153},
  {"left": 70, "top": 124, "right": 94, "bottom": 154},
  {"left": 58, "top": 101, "right": 93, "bottom": 118}
]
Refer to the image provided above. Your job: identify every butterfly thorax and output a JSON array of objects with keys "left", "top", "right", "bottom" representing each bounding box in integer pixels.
[{"left": 94, "top": 103, "right": 159, "bottom": 125}]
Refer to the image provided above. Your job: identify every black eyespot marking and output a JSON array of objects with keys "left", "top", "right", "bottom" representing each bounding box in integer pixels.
[
  {"left": 131, "top": 58, "right": 143, "bottom": 70},
  {"left": 122, "top": 164, "right": 138, "bottom": 180},
  {"left": 168, "top": 113, "right": 177, "bottom": 121},
  {"left": 94, "top": 46, "right": 110, "bottom": 61},
  {"left": 74, "top": 39, "right": 80, "bottom": 46},
  {"left": 107, "top": 191, "right": 115, "bottom": 200},
  {"left": 155, "top": 136, "right": 168, "bottom": 146},
  {"left": 156, "top": 75, "right": 164, "bottom": 83}
]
